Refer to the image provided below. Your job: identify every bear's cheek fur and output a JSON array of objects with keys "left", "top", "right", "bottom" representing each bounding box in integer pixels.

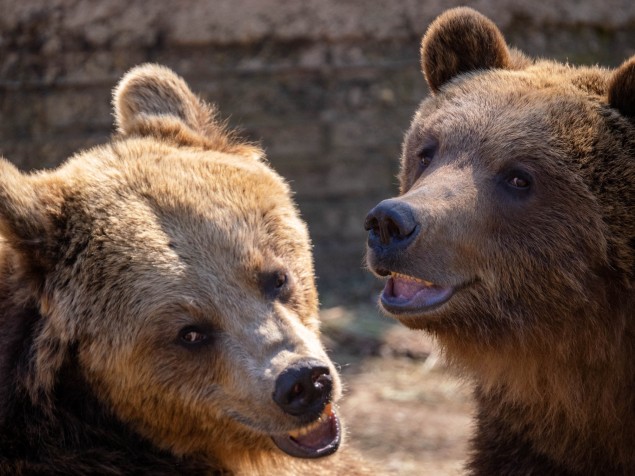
[
  {"left": 76, "top": 330, "right": 259, "bottom": 455},
  {"left": 77, "top": 299, "right": 339, "bottom": 456}
]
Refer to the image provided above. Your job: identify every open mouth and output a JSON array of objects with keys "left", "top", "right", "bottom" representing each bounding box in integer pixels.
[
  {"left": 381, "top": 272, "right": 454, "bottom": 314},
  {"left": 271, "top": 403, "right": 341, "bottom": 459}
]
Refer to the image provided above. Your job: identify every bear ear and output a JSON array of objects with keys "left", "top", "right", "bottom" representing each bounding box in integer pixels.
[
  {"left": 113, "top": 63, "right": 214, "bottom": 137},
  {"left": 421, "top": 7, "right": 511, "bottom": 94},
  {"left": 608, "top": 56, "right": 635, "bottom": 119},
  {"left": 112, "top": 64, "right": 264, "bottom": 159},
  {"left": 0, "top": 159, "right": 52, "bottom": 258}
]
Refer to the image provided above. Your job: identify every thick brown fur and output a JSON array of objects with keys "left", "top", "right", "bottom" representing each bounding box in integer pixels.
[
  {"left": 0, "top": 64, "right": 370, "bottom": 475},
  {"left": 366, "top": 7, "right": 635, "bottom": 476}
]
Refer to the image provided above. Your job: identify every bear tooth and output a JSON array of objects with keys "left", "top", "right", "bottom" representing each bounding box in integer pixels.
[{"left": 392, "top": 272, "right": 434, "bottom": 286}]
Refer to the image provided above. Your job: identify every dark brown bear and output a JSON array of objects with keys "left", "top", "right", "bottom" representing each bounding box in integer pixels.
[
  {"left": 0, "top": 65, "right": 369, "bottom": 475},
  {"left": 365, "top": 7, "right": 635, "bottom": 476}
]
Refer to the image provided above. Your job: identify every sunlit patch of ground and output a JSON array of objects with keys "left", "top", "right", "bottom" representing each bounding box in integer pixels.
[{"left": 322, "top": 305, "right": 474, "bottom": 475}]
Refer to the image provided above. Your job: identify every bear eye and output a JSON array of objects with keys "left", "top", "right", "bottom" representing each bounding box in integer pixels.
[
  {"left": 509, "top": 176, "right": 530, "bottom": 188},
  {"left": 178, "top": 326, "right": 209, "bottom": 346},
  {"left": 505, "top": 171, "right": 532, "bottom": 190},
  {"left": 274, "top": 272, "right": 287, "bottom": 289},
  {"left": 261, "top": 269, "right": 293, "bottom": 302},
  {"left": 417, "top": 144, "right": 436, "bottom": 169}
]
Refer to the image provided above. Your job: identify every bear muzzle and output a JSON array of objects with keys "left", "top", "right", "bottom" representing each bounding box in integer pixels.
[
  {"left": 365, "top": 199, "right": 458, "bottom": 317},
  {"left": 270, "top": 359, "right": 341, "bottom": 458}
]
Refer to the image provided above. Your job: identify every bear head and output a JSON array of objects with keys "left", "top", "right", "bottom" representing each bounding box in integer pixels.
[
  {"left": 0, "top": 65, "right": 342, "bottom": 469},
  {"left": 365, "top": 8, "right": 634, "bottom": 373}
]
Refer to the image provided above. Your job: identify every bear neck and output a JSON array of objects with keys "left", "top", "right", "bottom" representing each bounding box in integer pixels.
[{"left": 439, "top": 288, "right": 635, "bottom": 472}]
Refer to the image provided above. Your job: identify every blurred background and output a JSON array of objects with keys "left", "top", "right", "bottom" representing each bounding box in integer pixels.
[{"left": 2, "top": 1, "right": 634, "bottom": 473}]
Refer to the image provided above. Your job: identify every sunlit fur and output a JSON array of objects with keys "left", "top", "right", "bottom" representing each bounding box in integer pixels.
[
  {"left": 369, "top": 7, "right": 635, "bottom": 475},
  {"left": 0, "top": 64, "right": 369, "bottom": 475}
]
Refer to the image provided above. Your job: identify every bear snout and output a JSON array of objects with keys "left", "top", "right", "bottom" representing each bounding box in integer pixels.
[
  {"left": 365, "top": 198, "right": 420, "bottom": 256},
  {"left": 272, "top": 359, "right": 333, "bottom": 419}
]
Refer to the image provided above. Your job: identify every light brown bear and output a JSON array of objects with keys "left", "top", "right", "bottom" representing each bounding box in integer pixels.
[
  {"left": 0, "top": 64, "right": 368, "bottom": 475},
  {"left": 365, "top": 7, "right": 635, "bottom": 476}
]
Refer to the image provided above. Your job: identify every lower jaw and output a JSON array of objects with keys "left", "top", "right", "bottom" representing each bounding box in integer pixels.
[
  {"left": 270, "top": 404, "right": 341, "bottom": 459},
  {"left": 380, "top": 294, "right": 451, "bottom": 317},
  {"left": 380, "top": 281, "right": 455, "bottom": 318}
]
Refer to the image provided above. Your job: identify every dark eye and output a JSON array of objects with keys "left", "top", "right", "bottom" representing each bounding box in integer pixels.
[
  {"left": 506, "top": 171, "right": 532, "bottom": 190},
  {"left": 417, "top": 144, "right": 436, "bottom": 169},
  {"left": 261, "top": 270, "right": 292, "bottom": 301},
  {"left": 274, "top": 272, "right": 287, "bottom": 288},
  {"left": 178, "top": 326, "right": 209, "bottom": 346}
]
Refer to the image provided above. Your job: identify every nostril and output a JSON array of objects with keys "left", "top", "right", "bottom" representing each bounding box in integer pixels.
[
  {"left": 366, "top": 199, "right": 418, "bottom": 248},
  {"left": 312, "top": 367, "right": 331, "bottom": 392},
  {"left": 386, "top": 210, "right": 416, "bottom": 239},
  {"left": 273, "top": 361, "right": 333, "bottom": 417},
  {"left": 385, "top": 218, "right": 401, "bottom": 239},
  {"left": 312, "top": 366, "right": 327, "bottom": 381},
  {"left": 364, "top": 215, "right": 379, "bottom": 232}
]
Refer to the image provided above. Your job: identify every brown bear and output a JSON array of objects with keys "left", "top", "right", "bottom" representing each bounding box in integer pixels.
[
  {"left": 0, "top": 64, "right": 368, "bottom": 475},
  {"left": 365, "top": 7, "right": 635, "bottom": 476}
]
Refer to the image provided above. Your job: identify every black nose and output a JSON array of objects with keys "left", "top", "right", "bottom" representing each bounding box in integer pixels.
[
  {"left": 365, "top": 199, "right": 419, "bottom": 249},
  {"left": 273, "top": 360, "right": 332, "bottom": 417}
]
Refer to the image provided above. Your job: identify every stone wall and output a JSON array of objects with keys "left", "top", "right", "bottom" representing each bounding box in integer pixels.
[{"left": 2, "top": 0, "right": 634, "bottom": 302}]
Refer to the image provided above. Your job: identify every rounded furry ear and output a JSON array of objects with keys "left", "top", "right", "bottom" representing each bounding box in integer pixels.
[
  {"left": 112, "top": 64, "right": 264, "bottom": 159},
  {"left": 608, "top": 56, "right": 635, "bottom": 119},
  {"left": 421, "top": 7, "right": 511, "bottom": 94},
  {"left": 113, "top": 63, "right": 212, "bottom": 136},
  {"left": 0, "top": 159, "right": 50, "bottom": 251}
]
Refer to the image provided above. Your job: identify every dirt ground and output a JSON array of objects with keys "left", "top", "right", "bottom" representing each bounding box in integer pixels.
[{"left": 321, "top": 305, "right": 474, "bottom": 475}]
